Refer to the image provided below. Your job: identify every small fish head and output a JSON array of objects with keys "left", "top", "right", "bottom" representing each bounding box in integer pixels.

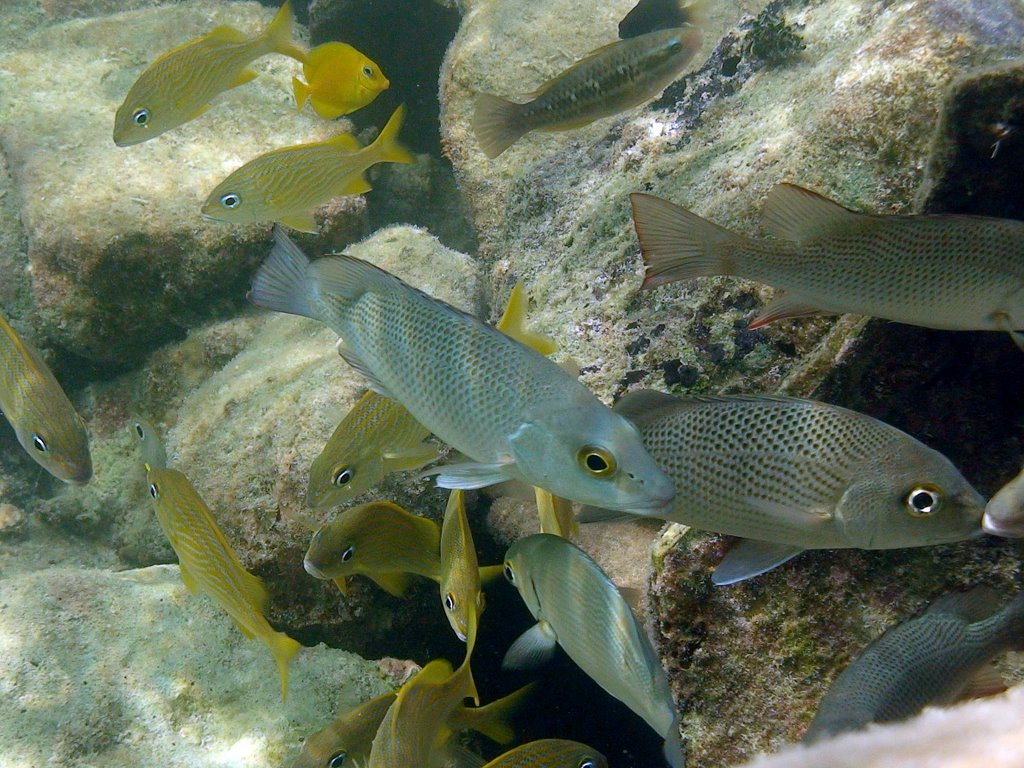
[
  {"left": 509, "top": 404, "right": 675, "bottom": 515},
  {"left": 354, "top": 56, "right": 389, "bottom": 100},
  {"left": 200, "top": 179, "right": 261, "bottom": 226},
  {"left": 113, "top": 76, "right": 178, "bottom": 146},
  {"left": 307, "top": 449, "right": 382, "bottom": 509},
  {"left": 502, "top": 536, "right": 551, "bottom": 615},
  {"left": 18, "top": 417, "right": 92, "bottom": 485},
  {"left": 303, "top": 520, "right": 358, "bottom": 580},
  {"left": 836, "top": 446, "right": 985, "bottom": 548}
]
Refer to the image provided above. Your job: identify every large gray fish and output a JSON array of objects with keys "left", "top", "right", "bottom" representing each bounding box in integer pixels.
[
  {"left": 502, "top": 534, "right": 683, "bottom": 768},
  {"left": 631, "top": 185, "right": 1024, "bottom": 347},
  {"left": 248, "top": 227, "right": 675, "bottom": 516},
  {"left": 803, "top": 587, "right": 1024, "bottom": 743},
  {"left": 473, "top": 26, "right": 701, "bottom": 158},
  {"left": 581, "top": 390, "right": 985, "bottom": 585},
  {"left": 982, "top": 462, "right": 1024, "bottom": 538},
  {"left": 0, "top": 313, "right": 91, "bottom": 484}
]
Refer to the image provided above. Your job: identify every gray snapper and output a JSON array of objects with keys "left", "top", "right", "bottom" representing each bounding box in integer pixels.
[
  {"left": 248, "top": 227, "right": 675, "bottom": 516},
  {"left": 581, "top": 390, "right": 984, "bottom": 585},
  {"left": 631, "top": 185, "right": 1024, "bottom": 348},
  {"left": 473, "top": 26, "right": 701, "bottom": 158},
  {"left": 803, "top": 586, "right": 1024, "bottom": 743},
  {"left": 502, "top": 533, "right": 683, "bottom": 768}
]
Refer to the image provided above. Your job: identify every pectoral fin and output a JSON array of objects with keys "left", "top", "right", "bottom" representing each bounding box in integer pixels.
[
  {"left": 335, "top": 339, "right": 397, "bottom": 399},
  {"left": 367, "top": 571, "right": 412, "bottom": 597},
  {"left": 501, "top": 621, "right": 559, "bottom": 670},
  {"left": 712, "top": 539, "right": 805, "bottom": 586},
  {"left": 178, "top": 562, "right": 200, "bottom": 595},
  {"left": 278, "top": 212, "right": 320, "bottom": 234},
  {"left": 230, "top": 68, "right": 259, "bottom": 89},
  {"left": 382, "top": 443, "right": 439, "bottom": 472},
  {"left": 332, "top": 576, "right": 349, "bottom": 595}
]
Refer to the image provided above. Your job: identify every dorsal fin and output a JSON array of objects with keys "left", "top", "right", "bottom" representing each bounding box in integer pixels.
[
  {"left": 762, "top": 183, "right": 860, "bottom": 243},
  {"left": 613, "top": 389, "right": 679, "bottom": 421}
]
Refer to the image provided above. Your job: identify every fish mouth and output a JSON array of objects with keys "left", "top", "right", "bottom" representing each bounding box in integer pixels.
[
  {"left": 200, "top": 213, "right": 222, "bottom": 223},
  {"left": 302, "top": 558, "right": 329, "bottom": 580},
  {"left": 982, "top": 513, "right": 1024, "bottom": 538}
]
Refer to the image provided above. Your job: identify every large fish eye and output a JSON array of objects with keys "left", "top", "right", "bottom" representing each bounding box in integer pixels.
[
  {"left": 149, "top": 482, "right": 159, "bottom": 499},
  {"left": 332, "top": 466, "right": 354, "bottom": 486},
  {"left": 341, "top": 545, "right": 355, "bottom": 562},
  {"left": 362, "top": 65, "right": 373, "bottom": 77},
  {"left": 444, "top": 592, "right": 456, "bottom": 612},
  {"left": 579, "top": 760, "right": 598, "bottom": 768},
  {"left": 577, "top": 445, "right": 617, "bottom": 477},
  {"left": 905, "top": 485, "right": 942, "bottom": 517},
  {"left": 134, "top": 422, "right": 145, "bottom": 440},
  {"left": 219, "top": 193, "right": 241, "bottom": 209},
  {"left": 132, "top": 108, "right": 149, "bottom": 126},
  {"left": 328, "top": 750, "right": 347, "bottom": 768},
  {"left": 31, "top": 433, "right": 48, "bottom": 453},
  {"left": 503, "top": 562, "right": 516, "bottom": 583}
]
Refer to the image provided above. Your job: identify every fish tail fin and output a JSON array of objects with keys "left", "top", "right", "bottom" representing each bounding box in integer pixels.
[
  {"left": 371, "top": 105, "right": 415, "bottom": 165},
  {"left": 260, "top": 0, "right": 307, "bottom": 63},
  {"left": 292, "top": 76, "right": 309, "bottom": 112},
  {"left": 267, "top": 630, "right": 302, "bottom": 702},
  {"left": 458, "top": 681, "right": 537, "bottom": 745},
  {"left": 630, "top": 193, "right": 748, "bottom": 289},
  {"left": 663, "top": 715, "right": 685, "bottom": 768},
  {"left": 473, "top": 93, "right": 526, "bottom": 158},
  {"left": 248, "top": 226, "right": 315, "bottom": 318}
]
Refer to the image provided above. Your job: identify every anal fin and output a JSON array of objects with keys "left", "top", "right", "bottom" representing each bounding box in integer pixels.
[{"left": 749, "top": 292, "right": 824, "bottom": 330}]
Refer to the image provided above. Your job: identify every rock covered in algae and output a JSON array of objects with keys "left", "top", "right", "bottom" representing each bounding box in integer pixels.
[
  {"left": 0, "top": 564, "right": 393, "bottom": 768},
  {"left": 0, "top": 1, "right": 366, "bottom": 370}
]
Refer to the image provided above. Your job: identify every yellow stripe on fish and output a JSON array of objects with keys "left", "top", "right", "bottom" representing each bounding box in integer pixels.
[
  {"left": 293, "top": 42, "right": 390, "bottom": 119},
  {"left": 201, "top": 105, "right": 414, "bottom": 233},
  {"left": 481, "top": 739, "right": 608, "bottom": 768},
  {"left": 249, "top": 229, "right": 675, "bottom": 516},
  {"left": 113, "top": 1, "right": 306, "bottom": 146},
  {"left": 0, "top": 313, "right": 91, "bottom": 484},
  {"left": 132, "top": 423, "right": 300, "bottom": 700}
]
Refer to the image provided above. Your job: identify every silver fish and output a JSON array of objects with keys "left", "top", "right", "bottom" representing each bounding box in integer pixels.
[
  {"left": 804, "top": 587, "right": 1024, "bottom": 743},
  {"left": 248, "top": 227, "right": 675, "bottom": 516},
  {"left": 631, "top": 185, "right": 1024, "bottom": 348},
  {"left": 473, "top": 26, "right": 702, "bottom": 158},
  {"left": 982, "top": 463, "right": 1024, "bottom": 538},
  {"left": 581, "top": 390, "right": 985, "bottom": 585},
  {"left": 502, "top": 533, "right": 683, "bottom": 768}
]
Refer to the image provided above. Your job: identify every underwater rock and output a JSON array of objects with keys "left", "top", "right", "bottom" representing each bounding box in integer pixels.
[
  {"left": 0, "top": 564, "right": 393, "bottom": 768},
  {"left": 0, "top": 1, "right": 368, "bottom": 371},
  {"left": 0, "top": 502, "right": 27, "bottom": 539}
]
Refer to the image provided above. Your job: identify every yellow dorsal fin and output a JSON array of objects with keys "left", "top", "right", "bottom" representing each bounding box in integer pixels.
[
  {"left": 329, "top": 132, "right": 363, "bottom": 152},
  {"left": 206, "top": 24, "right": 249, "bottom": 44}
]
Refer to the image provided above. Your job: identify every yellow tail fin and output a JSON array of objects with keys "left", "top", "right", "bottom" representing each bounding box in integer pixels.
[
  {"left": 371, "top": 105, "right": 415, "bottom": 165},
  {"left": 262, "top": 1, "right": 307, "bottom": 63},
  {"left": 267, "top": 630, "right": 302, "bottom": 702},
  {"left": 292, "top": 76, "right": 310, "bottom": 112}
]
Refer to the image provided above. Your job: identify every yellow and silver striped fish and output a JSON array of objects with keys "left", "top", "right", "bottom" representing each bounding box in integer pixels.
[
  {"left": 0, "top": 314, "right": 91, "bottom": 484},
  {"left": 113, "top": 1, "right": 306, "bottom": 146},
  {"left": 481, "top": 739, "right": 608, "bottom": 768},
  {"left": 201, "top": 105, "right": 414, "bottom": 233},
  {"left": 439, "top": 490, "right": 483, "bottom": 707},
  {"left": 131, "top": 419, "right": 301, "bottom": 701}
]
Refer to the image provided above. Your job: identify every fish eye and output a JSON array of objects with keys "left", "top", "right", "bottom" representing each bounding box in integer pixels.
[
  {"left": 579, "top": 760, "right": 597, "bottom": 768},
  {"left": 668, "top": 39, "right": 683, "bottom": 52},
  {"left": 328, "top": 750, "right": 347, "bottom": 768},
  {"left": 444, "top": 592, "right": 456, "bottom": 612},
  {"left": 577, "top": 445, "right": 617, "bottom": 477},
  {"left": 134, "top": 422, "right": 145, "bottom": 439},
  {"left": 905, "top": 485, "right": 942, "bottom": 517},
  {"left": 149, "top": 482, "right": 159, "bottom": 499},
  {"left": 31, "top": 434, "right": 48, "bottom": 453},
  {"left": 503, "top": 562, "right": 515, "bottom": 583},
  {"left": 132, "top": 108, "right": 149, "bottom": 126},
  {"left": 362, "top": 65, "right": 373, "bottom": 77},
  {"left": 219, "top": 193, "right": 241, "bottom": 209},
  {"left": 341, "top": 545, "right": 355, "bottom": 562},
  {"left": 332, "top": 466, "right": 354, "bottom": 486}
]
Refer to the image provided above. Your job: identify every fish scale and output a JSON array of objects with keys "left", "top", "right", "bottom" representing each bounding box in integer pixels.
[{"left": 612, "top": 391, "right": 983, "bottom": 549}]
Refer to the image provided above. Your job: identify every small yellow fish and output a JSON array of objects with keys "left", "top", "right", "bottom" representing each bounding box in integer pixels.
[
  {"left": 439, "top": 490, "right": 483, "bottom": 706},
  {"left": 482, "top": 739, "right": 608, "bottom": 768},
  {"left": 113, "top": 2, "right": 306, "bottom": 146},
  {"left": 534, "top": 487, "right": 578, "bottom": 539},
  {"left": 306, "top": 391, "right": 437, "bottom": 510},
  {"left": 293, "top": 41, "right": 390, "bottom": 119},
  {"left": 290, "top": 690, "right": 397, "bottom": 768},
  {"left": 132, "top": 423, "right": 301, "bottom": 701},
  {"left": 0, "top": 313, "right": 91, "bottom": 484},
  {"left": 201, "top": 104, "right": 414, "bottom": 233}
]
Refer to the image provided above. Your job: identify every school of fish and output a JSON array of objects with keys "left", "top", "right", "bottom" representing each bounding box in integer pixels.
[{"left": 0, "top": 0, "right": 1019, "bottom": 765}]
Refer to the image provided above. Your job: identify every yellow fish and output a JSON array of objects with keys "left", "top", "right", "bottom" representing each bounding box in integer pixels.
[
  {"left": 290, "top": 690, "right": 397, "bottom": 768},
  {"left": 131, "top": 420, "right": 301, "bottom": 701},
  {"left": 482, "top": 739, "right": 608, "bottom": 768},
  {"left": 201, "top": 104, "right": 414, "bottom": 233},
  {"left": 113, "top": 1, "right": 306, "bottom": 146},
  {"left": 0, "top": 313, "right": 91, "bottom": 484},
  {"left": 293, "top": 41, "right": 390, "bottom": 119},
  {"left": 306, "top": 391, "right": 437, "bottom": 510},
  {"left": 534, "top": 487, "right": 578, "bottom": 539}
]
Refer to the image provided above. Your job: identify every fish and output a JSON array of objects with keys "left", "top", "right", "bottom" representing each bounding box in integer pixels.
[
  {"left": 113, "top": 1, "right": 306, "bottom": 146},
  {"left": 248, "top": 227, "right": 675, "bottom": 516},
  {"left": 502, "top": 533, "right": 683, "bottom": 768},
  {"left": 534, "top": 486, "right": 578, "bottom": 539},
  {"left": 290, "top": 690, "right": 396, "bottom": 768},
  {"left": 129, "top": 415, "right": 167, "bottom": 470},
  {"left": 0, "top": 313, "right": 91, "bottom": 484},
  {"left": 131, "top": 422, "right": 301, "bottom": 701},
  {"left": 481, "top": 739, "right": 608, "bottom": 768},
  {"left": 631, "top": 185, "right": 1024, "bottom": 348},
  {"left": 201, "top": 104, "right": 414, "bottom": 233},
  {"left": 473, "top": 26, "right": 702, "bottom": 158},
  {"left": 803, "top": 586, "right": 1024, "bottom": 743},
  {"left": 293, "top": 42, "right": 390, "bottom": 119},
  {"left": 440, "top": 490, "right": 484, "bottom": 662},
  {"left": 303, "top": 501, "right": 442, "bottom": 597},
  {"left": 369, "top": 659, "right": 532, "bottom": 768},
  {"left": 580, "top": 389, "right": 985, "bottom": 584},
  {"left": 619, "top": 0, "right": 705, "bottom": 39},
  {"left": 982, "top": 463, "right": 1024, "bottom": 538},
  {"left": 306, "top": 391, "right": 438, "bottom": 511}
]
